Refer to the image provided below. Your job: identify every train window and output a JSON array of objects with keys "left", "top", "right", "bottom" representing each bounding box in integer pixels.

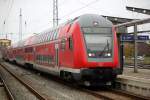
[
  {"left": 30, "top": 47, "right": 33, "bottom": 52},
  {"left": 51, "top": 30, "right": 54, "bottom": 40},
  {"left": 45, "top": 56, "right": 47, "bottom": 63},
  {"left": 39, "top": 35, "right": 41, "bottom": 43},
  {"left": 46, "top": 33, "right": 48, "bottom": 42},
  {"left": 25, "top": 48, "right": 27, "bottom": 53},
  {"left": 48, "top": 56, "right": 50, "bottom": 64},
  {"left": 45, "top": 56, "right": 48, "bottom": 62},
  {"left": 44, "top": 56, "right": 46, "bottom": 62},
  {"left": 43, "top": 56, "right": 45, "bottom": 62},
  {"left": 25, "top": 47, "right": 33, "bottom": 53},
  {"left": 54, "top": 29, "right": 57, "bottom": 39},
  {"left": 41, "top": 55, "right": 43, "bottom": 63},
  {"left": 40, "top": 55, "right": 42, "bottom": 63},
  {"left": 42, "top": 34, "right": 44, "bottom": 43},
  {"left": 45, "top": 33, "right": 47, "bottom": 42},
  {"left": 47, "top": 56, "right": 51, "bottom": 64},
  {"left": 13, "top": 50, "right": 15, "bottom": 54},
  {"left": 48, "top": 32, "right": 51, "bottom": 41},
  {"left": 46, "top": 56, "right": 49, "bottom": 63},
  {"left": 53, "top": 29, "right": 56, "bottom": 40},
  {"left": 49, "top": 56, "right": 52, "bottom": 64},
  {"left": 42, "top": 55, "right": 44, "bottom": 62},
  {"left": 56, "top": 29, "right": 59, "bottom": 39},
  {"left": 49, "top": 31, "right": 51, "bottom": 41},
  {"left": 40, "top": 55, "right": 42, "bottom": 62},
  {"left": 36, "top": 55, "right": 39, "bottom": 62},
  {"left": 52, "top": 29, "right": 56, "bottom": 40},
  {"left": 50, "top": 31, "right": 53, "bottom": 40},
  {"left": 43, "top": 34, "right": 45, "bottom": 42},
  {"left": 38, "top": 55, "right": 40, "bottom": 62},
  {"left": 38, "top": 56, "right": 40, "bottom": 63},
  {"left": 56, "top": 29, "right": 60, "bottom": 39},
  {"left": 69, "top": 37, "right": 73, "bottom": 50},
  {"left": 36, "top": 55, "right": 38, "bottom": 60},
  {"left": 46, "top": 33, "right": 49, "bottom": 42},
  {"left": 61, "top": 39, "right": 66, "bottom": 50},
  {"left": 52, "top": 30, "right": 55, "bottom": 40}
]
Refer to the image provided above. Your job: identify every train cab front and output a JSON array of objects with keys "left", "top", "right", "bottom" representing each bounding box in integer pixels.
[{"left": 73, "top": 14, "right": 119, "bottom": 86}]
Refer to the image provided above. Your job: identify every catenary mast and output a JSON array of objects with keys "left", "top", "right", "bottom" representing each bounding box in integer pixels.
[
  {"left": 19, "top": 8, "right": 22, "bottom": 41},
  {"left": 53, "top": 0, "right": 58, "bottom": 27}
]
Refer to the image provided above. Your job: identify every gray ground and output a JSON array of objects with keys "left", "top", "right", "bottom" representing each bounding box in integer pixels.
[
  {"left": 2, "top": 62, "right": 102, "bottom": 100},
  {"left": 0, "top": 65, "right": 39, "bottom": 100},
  {"left": 0, "top": 87, "right": 9, "bottom": 100}
]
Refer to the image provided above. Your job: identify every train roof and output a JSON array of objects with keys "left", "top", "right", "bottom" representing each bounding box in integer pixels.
[
  {"left": 12, "top": 14, "right": 113, "bottom": 48},
  {"left": 77, "top": 14, "right": 113, "bottom": 27}
]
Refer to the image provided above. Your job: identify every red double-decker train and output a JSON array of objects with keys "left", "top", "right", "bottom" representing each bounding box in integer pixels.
[{"left": 6, "top": 14, "right": 119, "bottom": 86}]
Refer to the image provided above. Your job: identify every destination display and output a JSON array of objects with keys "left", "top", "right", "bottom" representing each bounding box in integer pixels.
[{"left": 121, "top": 34, "right": 149, "bottom": 41}]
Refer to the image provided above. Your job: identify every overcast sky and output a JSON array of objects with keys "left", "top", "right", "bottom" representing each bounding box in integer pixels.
[{"left": 0, "top": 0, "right": 150, "bottom": 43}]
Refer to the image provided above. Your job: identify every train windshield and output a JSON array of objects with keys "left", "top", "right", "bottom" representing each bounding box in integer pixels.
[{"left": 82, "top": 27, "right": 113, "bottom": 61}]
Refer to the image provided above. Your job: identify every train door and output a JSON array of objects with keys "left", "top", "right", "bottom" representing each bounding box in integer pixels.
[
  {"left": 55, "top": 43, "right": 59, "bottom": 66},
  {"left": 33, "top": 47, "right": 36, "bottom": 63}
]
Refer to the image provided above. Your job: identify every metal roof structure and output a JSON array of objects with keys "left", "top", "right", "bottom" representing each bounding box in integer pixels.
[
  {"left": 102, "top": 15, "right": 136, "bottom": 33},
  {"left": 126, "top": 6, "right": 150, "bottom": 15},
  {"left": 102, "top": 15, "right": 135, "bottom": 25}
]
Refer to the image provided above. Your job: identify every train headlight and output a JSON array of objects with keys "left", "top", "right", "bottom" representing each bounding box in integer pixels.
[
  {"left": 107, "top": 53, "right": 111, "bottom": 56},
  {"left": 88, "top": 53, "right": 92, "bottom": 57},
  {"left": 105, "top": 53, "right": 111, "bottom": 57},
  {"left": 88, "top": 53, "right": 95, "bottom": 57}
]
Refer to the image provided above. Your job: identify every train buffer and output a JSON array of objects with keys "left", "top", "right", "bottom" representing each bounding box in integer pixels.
[{"left": 116, "top": 67, "right": 150, "bottom": 98}]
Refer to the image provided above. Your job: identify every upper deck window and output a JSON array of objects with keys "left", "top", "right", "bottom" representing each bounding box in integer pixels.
[{"left": 25, "top": 47, "right": 33, "bottom": 53}]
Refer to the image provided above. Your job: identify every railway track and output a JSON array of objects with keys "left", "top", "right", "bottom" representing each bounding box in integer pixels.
[
  {"left": 1, "top": 62, "right": 150, "bottom": 100},
  {"left": 68, "top": 83, "right": 150, "bottom": 100},
  {"left": 84, "top": 88, "right": 150, "bottom": 100},
  {"left": 0, "top": 76, "right": 14, "bottom": 100},
  {"left": 23, "top": 65, "right": 148, "bottom": 100},
  {"left": 40, "top": 69, "right": 149, "bottom": 99},
  {"left": 0, "top": 76, "right": 10, "bottom": 100},
  {"left": 0, "top": 63, "right": 52, "bottom": 100}
]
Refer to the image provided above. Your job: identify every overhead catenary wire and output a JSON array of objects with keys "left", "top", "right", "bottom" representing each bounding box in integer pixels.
[
  {"left": 3, "top": 0, "right": 14, "bottom": 28},
  {"left": 59, "top": 0, "right": 68, "bottom": 7},
  {"left": 78, "top": 0, "right": 107, "bottom": 15},
  {"left": 60, "top": 0, "right": 100, "bottom": 19},
  {"left": 5, "top": 0, "right": 14, "bottom": 22},
  {"left": 1, "top": 0, "right": 14, "bottom": 39},
  {"left": 1, "top": 0, "right": 10, "bottom": 37}
]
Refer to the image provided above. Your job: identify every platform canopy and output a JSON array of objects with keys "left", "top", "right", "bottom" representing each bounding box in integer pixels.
[
  {"left": 126, "top": 6, "right": 150, "bottom": 15},
  {"left": 102, "top": 15, "right": 135, "bottom": 25}
]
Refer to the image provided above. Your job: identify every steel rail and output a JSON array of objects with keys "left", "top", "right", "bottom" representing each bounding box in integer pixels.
[
  {"left": 79, "top": 88, "right": 114, "bottom": 100},
  {"left": 79, "top": 87, "right": 150, "bottom": 100},
  {"left": 110, "top": 89, "right": 150, "bottom": 100},
  {"left": 0, "top": 63, "right": 51, "bottom": 100},
  {"left": 3, "top": 62, "right": 149, "bottom": 100},
  {"left": 47, "top": 72, "right": 149, "bottom": 100},
  {"left": 0, "top": 74, "right": 14, "bottom": 100},
  {"left": 3, "top": 63, "right": 114, "bottom": 100}
]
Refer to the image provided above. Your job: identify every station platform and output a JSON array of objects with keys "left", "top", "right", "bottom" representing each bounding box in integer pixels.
[{"left": 116, "top": 67, "right": 150, "bottom": 97}]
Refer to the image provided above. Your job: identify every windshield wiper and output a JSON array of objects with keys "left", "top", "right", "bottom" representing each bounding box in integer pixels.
[{"left": 99, "top": 40, "right": 110, "bottom": 57}]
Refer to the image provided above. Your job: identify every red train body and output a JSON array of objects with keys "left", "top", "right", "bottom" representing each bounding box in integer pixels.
[{"left": 6, "top": 14, "right": 120, "bottom": 86}]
